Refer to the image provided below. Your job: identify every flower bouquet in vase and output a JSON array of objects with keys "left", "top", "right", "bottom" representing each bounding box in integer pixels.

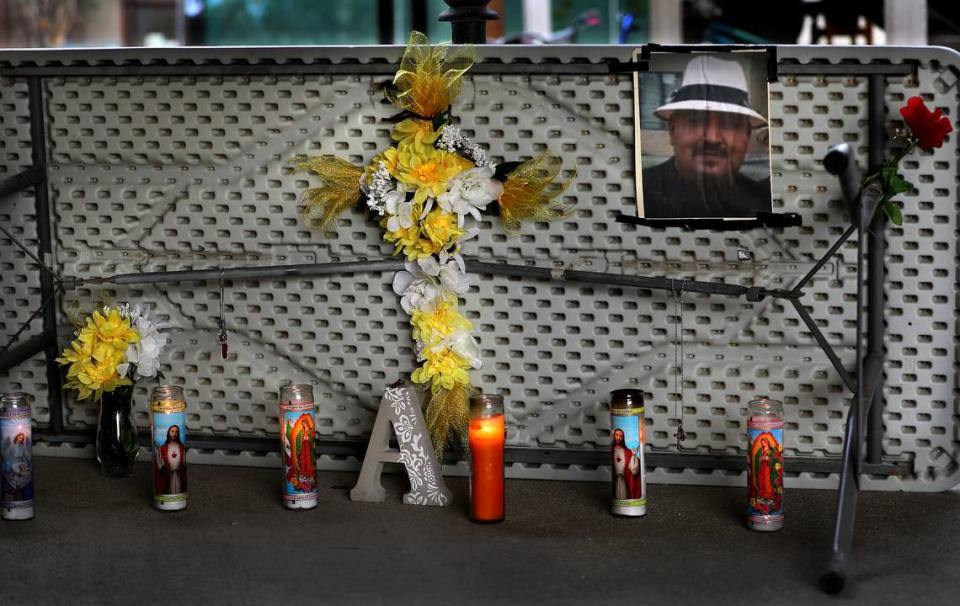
[{"left": 57, "top": 305, "right": 166, "bottom": 476}]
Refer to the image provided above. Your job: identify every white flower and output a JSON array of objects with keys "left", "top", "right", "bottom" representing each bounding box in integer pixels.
[
  {"left": 438, "top": 258, "right": 469, "bottom": 294},
  {"left": 393, "top": 260, "right": 442, "bottom": 315},
  {"left": 118, "top": 308, "right": 166, "bottom": 380},
  {"left": 438, "top": 166, "right": 503, "bottom": 227},
  {"left": 433, "top": 330, "right": 482, "bottom": 369},
  {"left": 392, "top": 255, "right": 470, "bottom": 314},
  {"left": 384, "top": 191, "right": 414, "bottom": 232}
]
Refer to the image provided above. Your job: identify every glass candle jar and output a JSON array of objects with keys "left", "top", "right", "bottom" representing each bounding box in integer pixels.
[
  {"left": 0, "top": 392, "right": 34, "bottom": 520},
  {"left": 747, "top": 397, "right": 784, "bottom": 531},
  {"left": 150, "top": 385, "right": 188, "bottom": 512},
  {"left": 610, "top": 389, "right": 646, "bottom": 517},
  {"left": 468, "top": 394, "right": 505, "bottom": 523},
  {"left": 279, "top": 384, "right": 318, "bottom": 510}
]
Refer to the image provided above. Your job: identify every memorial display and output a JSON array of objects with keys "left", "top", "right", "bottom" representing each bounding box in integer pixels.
[{"left": 0, "top": 24, "right": 956, "bottom": 594}]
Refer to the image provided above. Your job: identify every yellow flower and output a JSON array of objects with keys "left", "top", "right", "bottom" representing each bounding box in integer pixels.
[
  {"left": 381, "top": 216, "right": 425, "bottom": 260},
  {"left": 379, "top": 202, "right": 465, "bottom": 260},
  {"left": 65, "top": 343, "right": 130, "bottom": 401},
  {"left": 421, "top": 207, "right": 464, "bottom": 252},
  {"left": 395, "top": 144, "right": 470, "bottom": 204},
  {"left": 79, "top": 308, "right": 139, "bottom": 352},
  {"left": 390, "top": 118, "right": 440, "bottom": 147},
  {"left": 411, "top": 297, "right": 472, "bottom": 346},
  {"left": 364, "top": 147, "right": 403, "bottom": 185},
  {"left": 411, "top": 347, "right": 471, "bottom": 392},
  {"left": 56, "top": 338, "right": 95, "bottom": 367},
  {"left": 392, "top": 118, "right": 440, "bottom": 148}
]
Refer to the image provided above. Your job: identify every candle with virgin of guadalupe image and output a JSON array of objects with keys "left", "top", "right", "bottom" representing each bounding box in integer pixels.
[
  {"left": 747, "top": 397, "right": 784, "bottom": 531},
  {"left": 279, "top": 384, "right": 318, "bottom": 510}
]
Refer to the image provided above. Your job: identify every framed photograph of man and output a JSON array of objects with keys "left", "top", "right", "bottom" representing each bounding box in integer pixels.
[{"left": 634, "top": 49, "right": 774, "bottom": 220}]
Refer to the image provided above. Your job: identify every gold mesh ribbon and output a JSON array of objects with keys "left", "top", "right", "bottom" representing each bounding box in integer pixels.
[
  {"left": 497, "top": 152, "right": 575, "bottom": 234},
  {"left": 424, "top": 382, "right": 470, "bottom": 459},
  {"left": 291, "top": 155, "right": 364, "bottom": 230},
  {"left": 386, "top": 31, "right": 476, "bottom": 119}
]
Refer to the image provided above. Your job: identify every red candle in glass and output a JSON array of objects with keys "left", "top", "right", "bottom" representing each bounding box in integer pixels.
[{"left": 469, "top": 394, "right": 505, "bottom": 523}]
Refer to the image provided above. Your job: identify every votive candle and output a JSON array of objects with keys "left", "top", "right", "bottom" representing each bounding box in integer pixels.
[
  {"left": 469, "top": 394, "right": 505, "bottom": 523},
  {"left": 1, "top": 392, "right": 34, "bottom": 521},
  {"left": 747, "top": 397, "right": 784, "bottom": 532}
]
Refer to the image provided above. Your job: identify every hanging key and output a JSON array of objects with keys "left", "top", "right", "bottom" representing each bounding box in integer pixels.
[{"left": 674, "top": 423, "right": 687, "bottom": 448}]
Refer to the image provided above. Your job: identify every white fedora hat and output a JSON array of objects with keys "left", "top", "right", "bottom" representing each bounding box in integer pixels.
[{"left": 654, "top": 55, "right": 767, "bottom": 128}]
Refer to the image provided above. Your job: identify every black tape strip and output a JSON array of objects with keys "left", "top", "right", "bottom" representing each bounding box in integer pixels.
[
  {"left": 766, "top": 46, "right": 779, "bottom": 82},
  {"left": 670, "top": 83, "right": 750, "bottom": 106},
  {"left": 614, "top": 211, "right": 802, "bottom": 232},
  {"left": 609, "top": 60, "right": 649, "bottom": 74}
]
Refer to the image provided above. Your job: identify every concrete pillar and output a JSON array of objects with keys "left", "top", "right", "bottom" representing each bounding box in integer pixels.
[
  {"left": 523, "top": 0, "right": 552, "bottom": 39},
  {"left": 884, "top": 0, "right": 927, "bottom": 45},
  {"left": 79, "top": 0, "right": 123, "bottom": 47},
  {"left": 649, "top": 0, "right": 682, "bottom": 44}
]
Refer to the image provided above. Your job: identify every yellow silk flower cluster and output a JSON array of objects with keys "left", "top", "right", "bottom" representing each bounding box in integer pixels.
[
  {"left": 409, "top": 296, "right": 474, "bottom": 391},
  {"left": 379, "top": 123, "right": 472, "bottom": 260},
  {"left": 57, "top": 308, "right": 139, "bottom": 401}
]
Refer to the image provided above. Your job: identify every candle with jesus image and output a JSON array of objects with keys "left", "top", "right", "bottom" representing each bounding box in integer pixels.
[
  {"left": 468, "top": 394, "right": 505, "bottom": 523},
  {"left": 151, "top": 385, "right": 188, "bottom": 512},
  {"left": 609, "top": 389, "right": 647, "bottom": 517}
]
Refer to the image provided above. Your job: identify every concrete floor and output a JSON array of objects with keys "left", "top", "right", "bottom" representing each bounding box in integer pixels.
[{"left": 1, "top": 458, "right": 957, "bottom": 605}]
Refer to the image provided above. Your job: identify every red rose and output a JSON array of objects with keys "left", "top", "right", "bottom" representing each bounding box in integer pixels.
[{"left": 899, "top": 96, "right": 953, "bottom": 150}]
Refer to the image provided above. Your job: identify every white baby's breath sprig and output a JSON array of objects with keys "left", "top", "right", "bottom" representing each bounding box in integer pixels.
[
  {"left": 437, "top": 125, "right": 491, "bottom": 168},
  {"left": 365, "top": 162, "right": 394, "bottom": 216}
]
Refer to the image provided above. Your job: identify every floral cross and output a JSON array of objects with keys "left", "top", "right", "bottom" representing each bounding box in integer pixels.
[{"left": 292, "top": 32, "right": 574, "bottom": 455}]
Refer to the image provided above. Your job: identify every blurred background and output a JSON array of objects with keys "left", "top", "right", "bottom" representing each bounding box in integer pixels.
[{"left": 0, "top": 0, "right": 956, "bottom": 49}]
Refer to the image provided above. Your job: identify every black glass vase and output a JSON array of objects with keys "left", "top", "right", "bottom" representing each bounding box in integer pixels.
[{"left": 96, "top": 384, "right": 140, "bottom": 476}]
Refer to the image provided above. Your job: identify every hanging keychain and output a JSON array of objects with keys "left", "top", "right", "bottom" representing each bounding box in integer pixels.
[
  {"left": 672, "top": 279, "right": 687, "bottom": 448},
  {"left": 217, "top": 271, "right": 228, "bottom": 359}
]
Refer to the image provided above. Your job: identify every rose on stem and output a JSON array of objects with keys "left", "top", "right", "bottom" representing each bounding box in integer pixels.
[{"left": 863, "top": 96, "right": 952, "bottom": 226}]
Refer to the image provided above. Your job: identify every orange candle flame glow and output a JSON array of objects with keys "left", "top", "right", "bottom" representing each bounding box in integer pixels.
[{"left": 469, "top": 413, "right": 505, "bottom": 522}]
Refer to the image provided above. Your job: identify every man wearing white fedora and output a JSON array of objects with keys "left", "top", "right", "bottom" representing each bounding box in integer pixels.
[{"left": 641, "top": 55, "right": 771, "bottom": 219}]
